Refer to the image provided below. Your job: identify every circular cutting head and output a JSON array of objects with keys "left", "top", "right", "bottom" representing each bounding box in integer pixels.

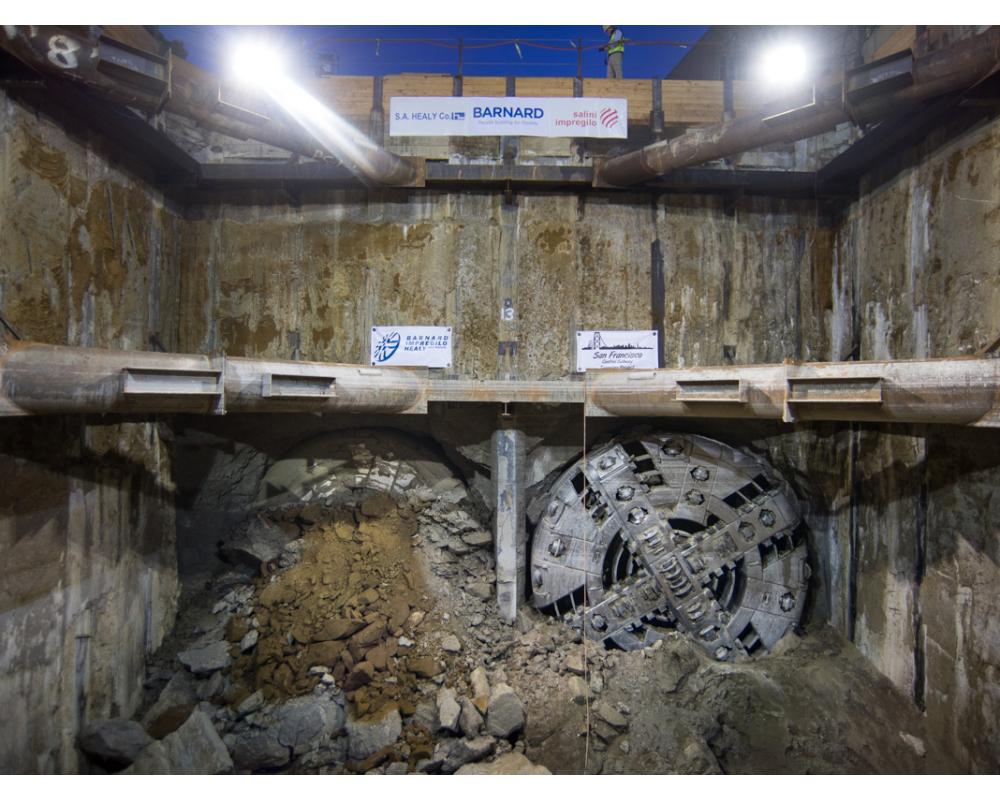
[{"left": 530, "top": 433, "right": 810, "bottom": 658}]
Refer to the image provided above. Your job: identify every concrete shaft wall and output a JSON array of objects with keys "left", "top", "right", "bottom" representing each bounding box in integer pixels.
[
  {"left": 831, "top": 114, "right": 1000, "bottom": 771},
  {"left": 179, "top": 192, "right": 830, "bottom": 374},
  {"left": 0, "top": 93, "right": 180, "bottom": 772}
]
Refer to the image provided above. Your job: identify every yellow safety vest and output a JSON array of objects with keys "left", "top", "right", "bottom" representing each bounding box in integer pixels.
[{"left": 607, "top": 30, "right": 624, "bottom": 56}]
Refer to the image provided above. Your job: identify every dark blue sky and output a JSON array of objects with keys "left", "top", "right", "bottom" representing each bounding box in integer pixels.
[{"left": 160, "top": 25, "right": 709, "bottom": 79}]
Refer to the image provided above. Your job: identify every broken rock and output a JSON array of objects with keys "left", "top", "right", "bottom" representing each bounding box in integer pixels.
[
  {"left": 470, "top": 667, "right": 490, "bottom": 713},
  {"left": 408, "top": 656, "right": 442, "bottom": 679},
  {"left": 346, "top": 705, "right": 403, "bottom": 761},
  {"left": 314, "top": 618, "right": 365, "bottom": 642},
  {"left": 435, "top": 735, "right": 496, "bottom": 774},
  {"left": 460, "top": 531, "right": 492, "bottom": 548},
  {"left": 454, "top": 752, "right": 551, "bottom": 775},
  {"left": 219, "top": 517, "right": 294, "bottom": 569},
  {"left": 352, "top": 621, "right": 386, "bottom": 648},
  {"left": 275, "top": 696, "right": 345, "bottom": 753},
  {"left": 177, "top": 641, "right": 232, "bottom": 676},
  {"left": 436, "top": 687, "right": 461, "bottom": 733},
  {"left": 564, "top": 653, "right": 586, "bottom": 676},
  {"left": 127, "top": 711, "right": 232, "bottom": 775},
  {"left": 441, "top": 634, "right": 462, "bottom": 653},
  {"left": 568, "top": 676, "right": 588, "bottom": 705},
  {"left": 230, "top": 728, "right": 290, "bottom": 771},
  {"left": 343, "top": 661, "right": 376, "bottom": 692},
  {"left": 466, "top": 582, "right": 492, "bottom": 600},
  {"left": 458, "top": 697, "right": 484, "bottom": 738},
  {"left": 431, "top": 478, "right": 468, "bottom": 504},
  {"left": 413, "top": 699, "right": 440, "bottom": 733},
  {"left": 236, "top": 691, "right": 265, "bottom": 718},
  {"left": 78, "top": 719, "right": 153, "bottom": 769},
  {"left": 594, "top": 701, "right": 628, "bottom": 731},
  {"left": 486, "top": 684, "right": 525, "bottom": 739},
  {"left": 240, "top": 629, "right": 259, "bottom": 653},
  {"left": 196, "top": 670, "right": 226, "bottom": 702}
]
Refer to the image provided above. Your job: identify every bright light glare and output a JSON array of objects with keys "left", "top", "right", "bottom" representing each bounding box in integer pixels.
[
  {"left": 230, "top": 42, "right": 286, "bottom": 86},
  {"left": 760, "top": 44, "right": 808, "bottom": 87},
  {"left": 226, "top": 42, "right": 386, "bottom": 180}
]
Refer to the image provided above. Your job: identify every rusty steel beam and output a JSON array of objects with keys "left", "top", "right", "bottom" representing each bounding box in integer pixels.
[
  {"left": 585, "top": 359, "right": 1000, "bottom": 428},
  {"left": 0, "top": 26, "right": 419, "bottom": 187},
  {"left": 596, "top": 26, "right": 1000, "bottom": 187},
  {"left": 190, "top": 162, "right": 830, "bottom": 199},
  {"left": 0, "top": 342, "right": 427, "bottom": 417}
]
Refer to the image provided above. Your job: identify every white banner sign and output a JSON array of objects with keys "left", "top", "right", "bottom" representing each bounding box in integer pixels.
[
  {"left": 370, "top": 326, "right": 452, "bottom": 368},
  {"left": 389, "top": 96, "right": 628, "bottom": 138},
  {"left": 576, "top": 330, "right": 659, "bottom": 372}
]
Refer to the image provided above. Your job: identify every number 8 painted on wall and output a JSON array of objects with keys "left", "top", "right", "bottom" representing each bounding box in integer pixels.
[{"left": 47, "top": 35, "right": 81, "bottom": 69}]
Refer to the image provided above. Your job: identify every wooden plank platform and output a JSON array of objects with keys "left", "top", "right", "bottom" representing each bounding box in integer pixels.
[
  {"left": 311, "top": 76, "right": 373, "bottom": 122},
  {"left": 582, "top": 78, "right": 652, "bottom": 122},
  {"left": 516, "top": 77, "right": 575, "bottom": 97},
  {"left": 462, "top": 76, "right": 507, "bottom": 97},
  {"left": 662, "top": 80, "right": 724, "bottom": 124}
]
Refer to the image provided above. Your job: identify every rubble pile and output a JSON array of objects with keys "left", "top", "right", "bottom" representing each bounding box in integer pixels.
[
  {"left": 78, "top": 474, "right": 939, "bottom": 775},
  {"left": 89, "top": 487, "right": 552, "bottom": 774}
]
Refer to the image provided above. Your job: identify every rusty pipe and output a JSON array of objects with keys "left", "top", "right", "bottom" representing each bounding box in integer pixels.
[
  {"left": 597, "top": 26, "right": 1000, "bottom": 187},
  {"left": 3, "top": 342, "right": 1000, "bottom": 428},
  {"left": 0, "top": 26, "right": 418, "bottom": 186},
  {"left": 585, "top": 358, "right": 1000, "bottom": 428},
  {"left": 0, "top": 342, "right": 426, "bottom": 417}
]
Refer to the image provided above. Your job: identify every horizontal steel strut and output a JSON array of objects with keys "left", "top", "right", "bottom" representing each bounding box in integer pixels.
[{"left": 1, "top": 341, "right": 999, "bottom": 427}]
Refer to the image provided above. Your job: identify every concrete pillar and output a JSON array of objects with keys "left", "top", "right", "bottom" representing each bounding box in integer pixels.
[{"left": 492, "top": 417, "right": 526, "bottom": 623}]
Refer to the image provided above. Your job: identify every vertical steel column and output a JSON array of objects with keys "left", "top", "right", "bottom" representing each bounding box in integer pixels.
[
  {"left": 501, "top": 76, "right": 519, "bottom": 162},
  {"left": 492, "top": 417, "right": 526, "bottom": 624},
  {"left": 722, "top": 54, "right": 734, "bottom": 122},
  {"left": 453, "top": 38, "right": 463, "bottom": 97},
  {"left": 369, "top": 76, "right": 385, "bottom": 144},
  {"left": 650, "top": 77, "right": 664, "bottom": 138}
]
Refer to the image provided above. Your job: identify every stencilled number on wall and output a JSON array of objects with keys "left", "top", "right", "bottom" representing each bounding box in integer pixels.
[
  {"left": 46, "top": 35, "right": 81, "bottom": 69},
  {"left": 501, "top": 298, "right": 515, "bottom": 322}
]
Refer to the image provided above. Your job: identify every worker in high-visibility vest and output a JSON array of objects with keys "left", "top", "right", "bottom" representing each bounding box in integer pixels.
[{"left": 602, "top": 25, "right": 624, "bottom": 79}]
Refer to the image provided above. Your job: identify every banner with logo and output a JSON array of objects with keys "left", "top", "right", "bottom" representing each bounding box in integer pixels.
[
  {"left": 389, "top": 96, "right": 627, "bottom": 138},
  {"left": 370, "top": 326, "right": 452, "bottom": 368},
  {"left": 576, "top": 330, "right": 659, "bottom": 372}
]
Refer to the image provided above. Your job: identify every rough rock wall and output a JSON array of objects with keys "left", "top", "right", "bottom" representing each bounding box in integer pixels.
[
  {"left": 179, "top": 191, "right": 830, "bottom": 376},
  {"left": 832, "top": 113, "right": 1000, "bottom": 771},
  {"left": 0, "top": 92, "right": 181, "bottom": 772}
]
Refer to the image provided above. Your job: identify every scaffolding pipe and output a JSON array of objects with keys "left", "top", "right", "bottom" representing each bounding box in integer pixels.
[
  {"left": 0, "top": 26, "right": 419, "bottom": 186},
  {"left": 597, "top": 26, "right": 1000, "bottom": 187}
]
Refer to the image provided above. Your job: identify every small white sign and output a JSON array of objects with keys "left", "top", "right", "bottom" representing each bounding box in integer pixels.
[
  {"left": 389, "top": 96, "right": 628, "bottom": 139},
  {"left": 371, "top": 326, "right": 452, "bottom": 368},
  {"left": 576, "top": 330, "right": 659, "bottom": 372}
]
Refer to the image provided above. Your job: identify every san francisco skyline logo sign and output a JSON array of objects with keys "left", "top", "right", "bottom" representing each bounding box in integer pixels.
[{"left": 576, "top": 330, "right": 659, "bottom": 372}]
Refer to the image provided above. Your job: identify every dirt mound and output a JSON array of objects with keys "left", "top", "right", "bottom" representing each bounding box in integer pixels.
[{"left": 225, "top": 493, "right": 457, "bottom": 719}]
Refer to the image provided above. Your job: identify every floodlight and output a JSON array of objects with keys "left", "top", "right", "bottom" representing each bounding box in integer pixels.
[
  {"left": 230, "top": 42, "right": 286, "bottom": 87},
  {"left": 759, "top": 43, "right": 808, "bottom": 87}
]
